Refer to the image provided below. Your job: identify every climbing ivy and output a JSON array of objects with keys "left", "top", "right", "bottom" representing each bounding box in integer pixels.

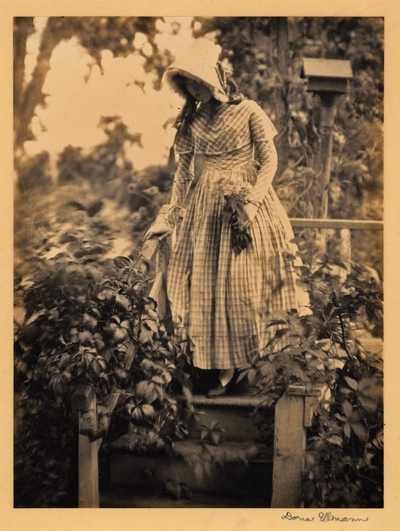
[
  {"left": 14, "top": 155, "right": 383, "bottom": 508},
  {"left": 244, "top": 234, "right": 383, "bottom": 508},
  {"left": 14, "top": 201, "right": 194, "bottom": 507}
]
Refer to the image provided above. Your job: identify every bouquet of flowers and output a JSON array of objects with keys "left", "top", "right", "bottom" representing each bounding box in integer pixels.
[{"left": 212, "top": 176, "right": 254, "bottom": 255}]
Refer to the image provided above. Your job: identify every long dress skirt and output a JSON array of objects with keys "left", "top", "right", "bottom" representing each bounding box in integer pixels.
[{"left": 167, "top": 160, "right": 309, "bottom": 369}]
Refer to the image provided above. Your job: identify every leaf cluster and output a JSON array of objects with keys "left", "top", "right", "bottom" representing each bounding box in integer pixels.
[
  {"left": 14, "top": 207, "right": 193, "bottom": 507},
  {"left": 244, "top": 241, "right": 383, "bottom": 508},
  {"left": 14, "top": 116, "right": 174, "bottom": 279}
]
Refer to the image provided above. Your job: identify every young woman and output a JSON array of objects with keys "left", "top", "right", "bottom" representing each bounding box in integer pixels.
[{"left": 145, "top": 38, "right": 308, "bottom": 397}]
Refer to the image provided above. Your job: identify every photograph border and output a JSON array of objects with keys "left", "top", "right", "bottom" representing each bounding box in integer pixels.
[{"left": 2, "top": 1, "right": 399, "bottom": 530}]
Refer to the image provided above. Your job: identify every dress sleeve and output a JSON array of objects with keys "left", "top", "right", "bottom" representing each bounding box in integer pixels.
[
  {"left": 174, "top": 123, "right": 194, "bottom": 154},
  {"left": 247, "top": 102, "right": 278, "bottom": 206},
  {"left": 164, "top": 151, "right": 195, "bottom": 227}
]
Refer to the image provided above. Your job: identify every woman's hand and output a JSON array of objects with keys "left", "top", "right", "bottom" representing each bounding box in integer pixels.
[
  {"left": 144, "top": 220, "right": 173, "bottom": 241},
  {"left": 231, "top": 202, "right": 258, "bottom": 230},
  {"left": 243, "top": 202, "right": 258, "bottom": 223}
]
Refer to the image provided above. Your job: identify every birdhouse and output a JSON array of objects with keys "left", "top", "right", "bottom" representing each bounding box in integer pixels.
[{"left": 301, "top": 58, "right": 353, "bottom": 94}]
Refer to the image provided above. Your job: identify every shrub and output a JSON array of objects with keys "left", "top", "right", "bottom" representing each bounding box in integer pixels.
[
  {"left": 14, "top": 200, "right": 193, "bottom": 507},
  {"left": 242, "top": 237, "right": 383, "bottom": 508}
]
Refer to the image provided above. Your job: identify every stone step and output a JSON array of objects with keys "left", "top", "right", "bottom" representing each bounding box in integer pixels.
[
  {"left": 125, "top": 392, "right": 274, "bottom": 443},
  {"left": 100, "top": 486, "right": 270, "bottom": 508},
  {"left": 188, "top": 393, "right": 273, "bottom": 442},
  {"left": 109, "top": 438, "right": 272, "bottom": 501}
]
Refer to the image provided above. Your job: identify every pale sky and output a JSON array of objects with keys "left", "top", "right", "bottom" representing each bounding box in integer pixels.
[{"left": 23, "top": 17, "right": 199, "bottom": 174}]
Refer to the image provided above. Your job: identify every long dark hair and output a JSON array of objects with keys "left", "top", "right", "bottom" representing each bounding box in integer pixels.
[{"left": 171, "top": 74, "right": 198, "bottom": 131}]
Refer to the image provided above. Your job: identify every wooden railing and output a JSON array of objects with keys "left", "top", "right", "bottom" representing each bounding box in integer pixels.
[
  {"left": 290, "top": 218, "right": 383, "bottom": 271},
  {"left": 71, "top": 212, "right": 383, "bottom": 508}
]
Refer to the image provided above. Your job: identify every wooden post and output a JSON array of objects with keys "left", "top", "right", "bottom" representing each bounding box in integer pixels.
[
  {"left": 271, "top": 385, "right": 324, "bottom": 508},
  {"left": 340, "top": 228, "right": 352, "bottom": 270},
  {"left": 271, "top": 391, "right": 306, "bottom": 507},
  {"left": 71, "top": 384, "right": 100, "bottom": 508}
]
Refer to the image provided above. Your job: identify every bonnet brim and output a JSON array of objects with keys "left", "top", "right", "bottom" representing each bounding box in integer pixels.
[{"left": 162, "top": 38, "right": 229, "bottom": 103}]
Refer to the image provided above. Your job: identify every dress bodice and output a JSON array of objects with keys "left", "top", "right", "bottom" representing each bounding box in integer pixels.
[
  {"left": 165, "top": 98, "right": 279, "bottom": 227},
  {"left": 175, "top": 99, "right": 278, "bottom": 157},
  {"left": 200, "top": 145, "right": 255, "bottom": 171}
]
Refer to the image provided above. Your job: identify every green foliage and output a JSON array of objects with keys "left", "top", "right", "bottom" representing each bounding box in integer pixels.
[
  {"left": 194, "top": 17, "right": 383, "bottom": 122},
  {"left": 17, "top": 151, "right": 53, "bottom": 193},
  {"left": 57, "top": 116, "right": 141, "bottom": 187},
  {"left": 14, "top": 16, "right": 169, "bottom": 150},
  {"left": 14, "top": 115, "right": 173, "bottom": 279},
  {"left": 244, "top": 237, "right": 383, "bottom": 508},
  {"left": 302, "top": 369, "right": 383, "bottom": 508},
  {"left": 200, "top": 420, "right": 225, "bottom": 446},
  {"left": 56, "top": 115, "right": 173, "bottom": 245},
  {"left": 14, "top": 196, "right": 193, "bottom": 507},
  {"left": 64, "top": 17, "right": 170, "bottom": 87}
]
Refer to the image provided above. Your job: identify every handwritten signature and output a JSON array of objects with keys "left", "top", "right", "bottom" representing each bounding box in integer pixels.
[{"left": 281, "top": 511, "right": 369, "bottom": 523}]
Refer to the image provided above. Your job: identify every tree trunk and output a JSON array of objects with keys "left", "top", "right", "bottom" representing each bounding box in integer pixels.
[
  {"left": 13, "top": 18, "right": 35, "bottom": 151},
  {"left": 273, "top": 17, "right": 290, "bottom": 179},
  {"left": 14, "top": 18, "right": 64, "bottom": 157}
]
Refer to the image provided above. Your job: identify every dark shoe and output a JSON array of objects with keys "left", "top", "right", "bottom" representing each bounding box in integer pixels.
[{"left": 207, "top": 381, "right": 231, "bottom": 398}]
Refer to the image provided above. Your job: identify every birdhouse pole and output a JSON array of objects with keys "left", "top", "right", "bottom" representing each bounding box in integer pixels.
[
  {"left": 301, "top": 59, "right": 353, "bottom": 225},
  {"left": 316, "top": 92, "right": 338, "bottom": 219}
]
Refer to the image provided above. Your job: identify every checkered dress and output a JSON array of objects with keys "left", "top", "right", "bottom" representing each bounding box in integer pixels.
[{"left": 165, "top": 99, "right": 309, "bottom": 369}]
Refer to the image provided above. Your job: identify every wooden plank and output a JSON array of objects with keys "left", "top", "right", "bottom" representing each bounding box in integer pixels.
[
  {"left": 271, "top": 393, "right": 306, "bottom": 508},
  {"left": 316, "top": 94, "right": 337, "bottom": 221},
  {"left": 307, "top": 77, "right": 348, "bottom": 94},
  {"left": 71, "top": 383, "right": 94, "bottom": 411},
  {"left": 290, "top": 218, "right": 383, "bottom": 230},
  {"left": 156, "top": 238, "right": 169, "bottom": 276},
  {"left": 77, "top": 421, "right": 100, "bottom": 507},
  {"left": 302, "top": 58, "right": 353, "bottom": 79},
  {"left": 76, "top": 388, "right": 100, "bottom": 508},
  {"left": 286, "top": 384, "right": 321, "bottom": 397},
  {"left": 271, "top": 384, "right": 329, "bottom": 507},
  {"left": 175, "top": 207, "right": 384, "bottom": 231}
]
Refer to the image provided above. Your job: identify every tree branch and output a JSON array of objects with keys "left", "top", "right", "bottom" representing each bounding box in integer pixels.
[{"left": 14, "top": 18, "right": 66, "bottom": 153}]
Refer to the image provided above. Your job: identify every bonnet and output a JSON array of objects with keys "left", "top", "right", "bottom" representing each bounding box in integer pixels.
[{"left": 163, "top": 38, "right": 229, "bottom": 103}]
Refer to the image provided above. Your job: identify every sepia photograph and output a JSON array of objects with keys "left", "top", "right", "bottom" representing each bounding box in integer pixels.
[{"left": 13, "top": 14, "right": 384, "bottom": 515}]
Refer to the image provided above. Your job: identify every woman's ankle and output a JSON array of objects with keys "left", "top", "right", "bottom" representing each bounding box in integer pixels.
[{"left": 219, "top": 368, "right": 235, "bottom": 387}]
